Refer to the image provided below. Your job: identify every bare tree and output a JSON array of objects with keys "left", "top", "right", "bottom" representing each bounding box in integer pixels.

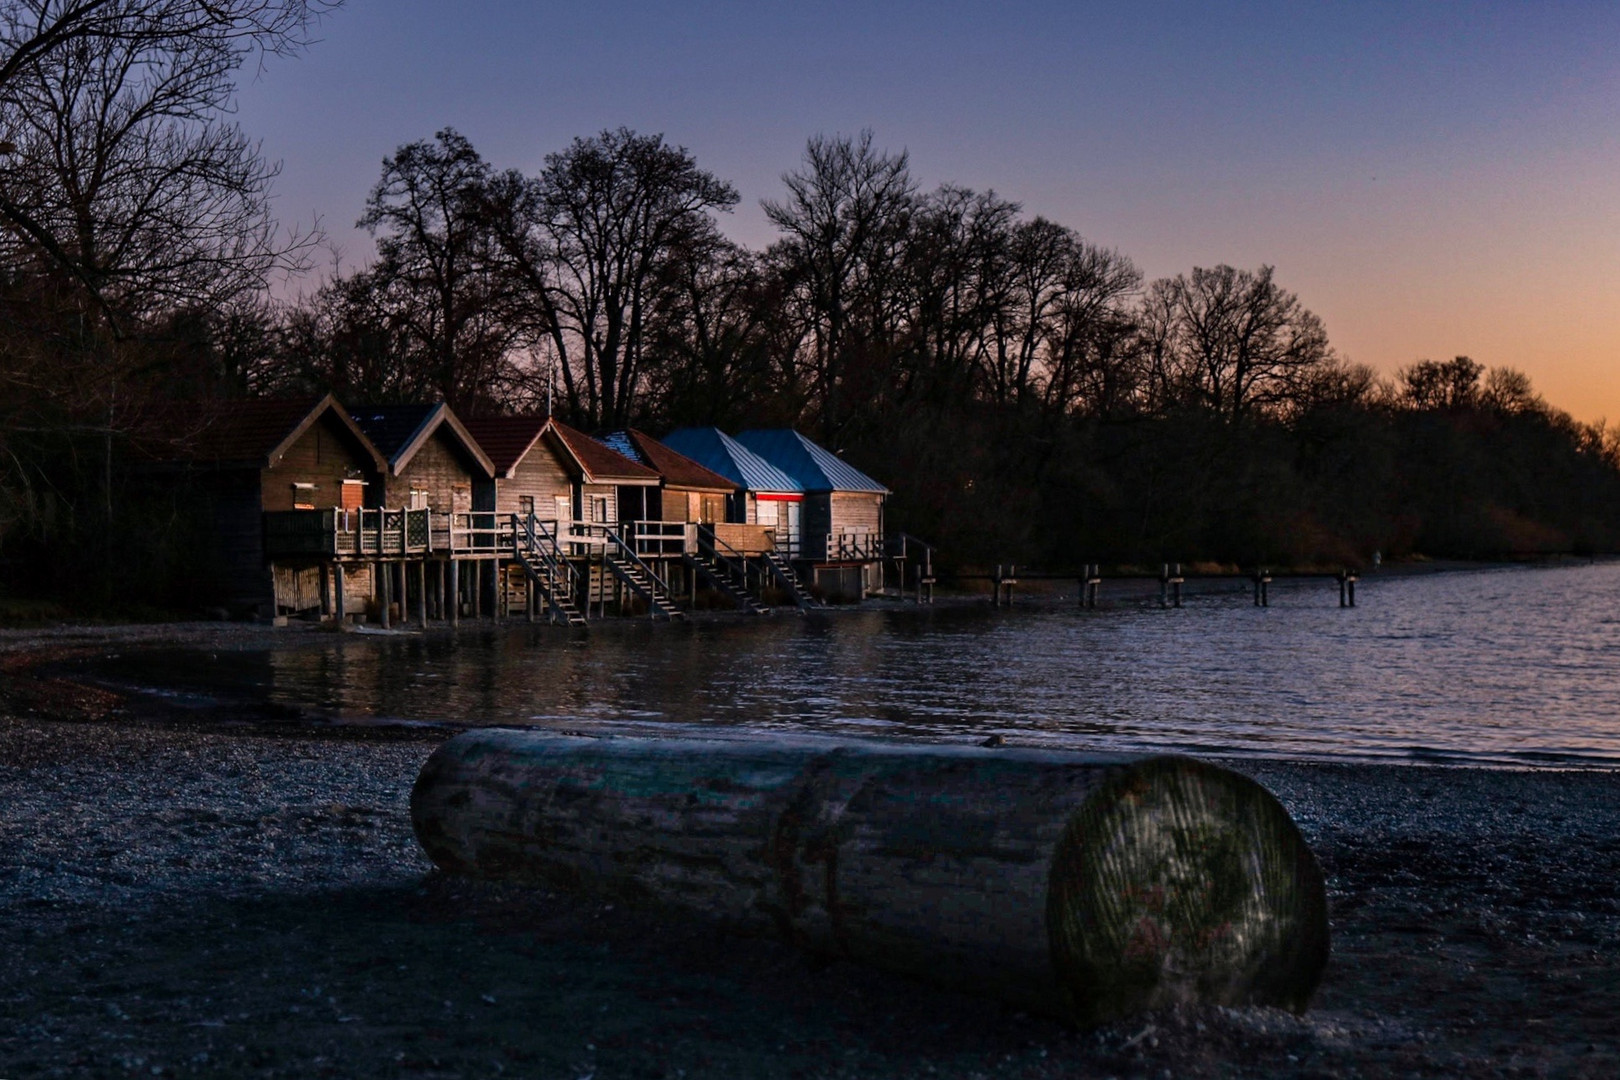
[
  {"left": 1139, "top": 264, "right": 1333, "bottom": 420},
  {"left": 353, "top": 128, "right": 534, "bottom": 409},
  {"left": 0, "top": 0, "right": 338, "bottom": 311},
  {"left": 514, "top": 128, "right": 739, "bottom": 429},
  {"left": 764, "top": 130, "right": 915, "bottom": 441}
]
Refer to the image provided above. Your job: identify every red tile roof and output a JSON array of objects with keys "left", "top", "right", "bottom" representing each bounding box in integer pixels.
[
  {"left": 462, "top": 415, "right": 550, "bottom": 477},
  {"left": 549, "top": 419, "right": 660, "bottom": 483},
  {"left": 152, "top": 395, "right": 384, "bottom": 471},
  {"left": 603, "top": 430, "right": 738, "bottom": 493}
]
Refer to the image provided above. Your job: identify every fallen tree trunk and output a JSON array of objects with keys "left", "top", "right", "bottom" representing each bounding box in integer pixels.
[{"left": 410, "top": 731, "right": 1328, "bottom": 1026}]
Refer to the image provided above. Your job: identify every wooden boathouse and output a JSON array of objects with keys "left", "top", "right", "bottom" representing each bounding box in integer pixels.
[
  {"left": 347, "top": 403, "right": 500, "bottom": 625},
  {"left": 163, "top": 394, "right": 389, "bottom": 618},
  {"left": 735, "top": 429, "right": 890, "bottom": 600},
  {"left": 151, "top": 399, "right": 928, "bottom": 623}
]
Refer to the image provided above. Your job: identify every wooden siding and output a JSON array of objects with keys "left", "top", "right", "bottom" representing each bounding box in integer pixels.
[
  {"left": 713, "top": 522, "right": 775, "bottom": 555},
  {"left": 579, "top": 483, "right": 617, "bottom": 525},
  {"left": 387, "top": 429, "right": 475, "bottom": 514},
  {"left": 831, "top": 492, "right": 884, "bottom": 536},
  {"left": 663, "top": 486, "right": 726, "bottom": 524},
  {"left": 494, "top": 443, "right": 573, "bottom": 516},
  {"left": 261, "top": 412, "right": 378, "bottom": 512}
]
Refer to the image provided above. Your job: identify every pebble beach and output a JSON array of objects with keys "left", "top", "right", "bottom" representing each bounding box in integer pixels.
[{"left": 2, "top": 623, "right": 1618, "bottom": 1078}]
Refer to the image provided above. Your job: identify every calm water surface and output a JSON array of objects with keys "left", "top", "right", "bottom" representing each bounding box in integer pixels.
[{"left": 91, "top": 562, "right": 1620, "bottom": 768}]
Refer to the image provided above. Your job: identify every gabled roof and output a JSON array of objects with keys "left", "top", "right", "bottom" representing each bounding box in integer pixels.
[
  {"left": 660, "top": 427, "right": 803, "bottom": 495},
  {"left": 548, "top": 419, "right": 660, "bottom": 485},
  {"left": 735, "top": 429, "right": 890, "bottom": 495},
  {"left": 598, "top": 430, "right": 739, "bottom": 494},
  {"left": 350, "top": 402, "right": 495, "bottom": 479},
  {"left": 461, "top": 415, "right": 551, "bottom": 479},
  {"left": 162, "top": 394, "right": 387, "bottom": 472}
]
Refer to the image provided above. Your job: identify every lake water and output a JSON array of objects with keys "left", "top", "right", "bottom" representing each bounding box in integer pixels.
[{"left": 87, "top": 561, "right": 1620, "bottom": 768}]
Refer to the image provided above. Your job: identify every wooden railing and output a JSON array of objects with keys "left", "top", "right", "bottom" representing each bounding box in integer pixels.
[
  {"left": 829, "top": 531, "right": 884, "bottom": 561},
  {"left": 626, "top": 520, "right": 693, "bottom": 557},
  {"left": 264, "top": 508, "right": 438, "bottom": 557},
  {"left": 265, "top": 509, "right": 707, "bottom": 562}
]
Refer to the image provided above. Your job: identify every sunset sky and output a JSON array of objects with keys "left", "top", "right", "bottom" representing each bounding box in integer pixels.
[{"left": 235, "top": 1, "right": 1620, "bottom": 421}]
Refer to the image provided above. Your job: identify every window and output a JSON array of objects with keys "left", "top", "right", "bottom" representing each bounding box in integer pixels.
[
  {"left": 291, "top": 482, "right": 316, "bottom": 511},
  {"left": 592, "top": 496, "right": 610, "bottom": 523},
  {"left": 518, "top": 495, "right": 535, "bottom": 519},
  {"left": 340, "top": 479, "right": 366, "bottom": 511},
  {"left": 408, "top": 488, "right": 429, "bottom": 510}
]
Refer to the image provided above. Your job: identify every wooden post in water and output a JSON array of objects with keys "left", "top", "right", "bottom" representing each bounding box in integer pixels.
[
  {"left": 411, "top": 732, "right": 1330, "bottom": 1029},
  {"left": 1252, "top": 568, "right": 1271, "bottom": 608},
  {"left": 1159, "top": 564, "right": 1169, "bottom": 608},
  {"left": 1171, "top": 562, "right": 1184, "bottom": 608},
  {"left": 333, "top": 563, "right": 346, "bottom": 623},
  {"left": 1339, "top": 569, "right": 1358, "bottom": 608},
  {"left": 395, "top": 562, "right": 407, "bottom": 624},
  {"left": 448, "top": 559, "right": 461, "bottom": 627},
  {"left": 377, "top": 560, "right": 391, "bottom": 629},
  {"left": 416, "top": 561, "right": 428, "bottom": 628}
]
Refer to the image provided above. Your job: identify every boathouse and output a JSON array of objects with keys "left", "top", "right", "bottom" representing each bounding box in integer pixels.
[
  {"left": 734, "top": 429, "right": 889, "bottom": 599},
  {"left": 350, "top": 403, "right": 498, "bottom": 621},
  {"left": 659, "top": 427, "right": 804, "bottom": 553},
  {"left": 159, "top": 394, "right": 388, "bottom": 618}
]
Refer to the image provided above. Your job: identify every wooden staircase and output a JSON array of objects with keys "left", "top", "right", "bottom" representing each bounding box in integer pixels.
[
  {"left": 604, "top": 530, "right": 685, "bottom": 620},
  {"left": 692, "top": 526, "right": 769, "bottom": 614},
  {"left": 759, "top": 549, "right": 819, "bottom": 611},
  {"left": 512, "top": 514, "right": 587, "bottom": 626}
]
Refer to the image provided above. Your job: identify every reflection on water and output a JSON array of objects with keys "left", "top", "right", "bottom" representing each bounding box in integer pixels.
[{"left": 92, "top": 561, "right": 1620, "bottom": 768}]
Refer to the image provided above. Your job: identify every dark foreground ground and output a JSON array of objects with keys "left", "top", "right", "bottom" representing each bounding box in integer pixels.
[{"left": 2, "top": 626, "right": 1618, "bottom": 1078}]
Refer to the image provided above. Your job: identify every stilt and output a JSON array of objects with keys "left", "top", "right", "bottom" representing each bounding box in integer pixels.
[
  {"left": 319, "top": 562, "right": 332, "bottom": 620},
  {"left": 333, "top": 563, "right": 346, "bottom": 623},
  {"left": 378, "top": 560, "right": 391, "bottom": 629},
  {"left": 449, "top": 559, "right": 460, "bottom": 627},
  {"left": 416, "top": 561, "right": 428, "bottom": 628},
  {"left": 396, "top": 562, "right": 407, "bottom": 624}
]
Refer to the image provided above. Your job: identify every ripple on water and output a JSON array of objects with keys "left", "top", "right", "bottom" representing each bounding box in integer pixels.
[{"left": 77, "top": 561, "right": 1620, "bottom": 769}]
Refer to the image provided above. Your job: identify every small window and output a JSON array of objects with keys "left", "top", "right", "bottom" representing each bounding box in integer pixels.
[
  {"left": 340, "top": 479, "right": 366, "bottom": 511},
  {"left": 291, "top": 482, "right": 317, "bottom": 511},
  {"left": 592, "top": 496, "right": 610, "bottom": 523},
  {"left": 517, "top": 495, "right": 535, "bottom": 518},
  {"left": 408, "top": 488, "right": 430, "bottom": 510}
]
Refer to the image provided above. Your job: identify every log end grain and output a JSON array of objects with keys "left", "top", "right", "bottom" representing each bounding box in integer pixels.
[{"left": 1045, "top": 755, "right": 1329, "bottom": 1026}]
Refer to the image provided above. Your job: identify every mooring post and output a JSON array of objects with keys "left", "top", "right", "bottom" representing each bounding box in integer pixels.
[
  {"left": 1171, "top": 562, "right": 1184, "bottom": 608},
  {"left": 333, "top": 563, "right": 346, "bottom": 623},
  {"left": 1159, "top": 564, "right": 1169, "bottom": 608},
  {"left": 395, "top": 562, "right": 407, "bottom": 625},
  {"left": 1345, "top": 570, "right": 1358, "bottom": 608},
  {"left": 448, "top": 559, "right": 460, "bottom": 627},
  {"left": 1260, "top": 568, "right": 1271, "bottom": 608},
  {"left": 992, "top": 564, "right": 1002, "bottom": 607}
]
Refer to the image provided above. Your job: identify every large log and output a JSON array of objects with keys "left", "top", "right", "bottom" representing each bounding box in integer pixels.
[{"left": 410, "top": 731, "right": 1328, "bottom": 1026}]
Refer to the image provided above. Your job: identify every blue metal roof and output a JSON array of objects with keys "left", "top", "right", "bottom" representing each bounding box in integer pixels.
[
  {"left": 735, "top": 429, "right": 890, "bottom": 494},
  {"left": 660, "top": 427, "right": 802, "bottom": 494}
]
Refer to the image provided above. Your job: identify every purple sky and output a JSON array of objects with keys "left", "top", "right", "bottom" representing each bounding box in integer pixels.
[{"left": 234, "top": 1, "right": 1620, "bottom": 420}]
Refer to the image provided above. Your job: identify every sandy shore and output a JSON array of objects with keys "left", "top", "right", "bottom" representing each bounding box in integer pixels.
[{"left": 2, "top": 626, "right": 1618, "bottom": 1078}]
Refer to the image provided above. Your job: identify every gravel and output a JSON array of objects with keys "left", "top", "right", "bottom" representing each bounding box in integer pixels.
[{"left": 2, "top": 627, "right": 1618, "bottom": 1078}]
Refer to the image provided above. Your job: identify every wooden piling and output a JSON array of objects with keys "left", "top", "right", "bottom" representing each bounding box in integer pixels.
[
  {"left": 416, "top": 561, "right": 428, "bottom": 628},
  {"left": 448, "top": 559, "right": 461, "bottom": 627},
  {"left": 377, "top": 560, "right": 391, "bottom": 629},
  {"left": 333, "top": 563, "right": 346, "bottom": 623}
]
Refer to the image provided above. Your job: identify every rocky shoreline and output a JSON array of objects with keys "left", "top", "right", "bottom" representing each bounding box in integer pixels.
[{"left": 2, "top": 627, "right": 1618, "bottom": 1078}]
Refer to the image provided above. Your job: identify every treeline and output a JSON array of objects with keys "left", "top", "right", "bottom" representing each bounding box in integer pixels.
[{"left": 3, "top": 3, "right": 1619, "bottom": 612}]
